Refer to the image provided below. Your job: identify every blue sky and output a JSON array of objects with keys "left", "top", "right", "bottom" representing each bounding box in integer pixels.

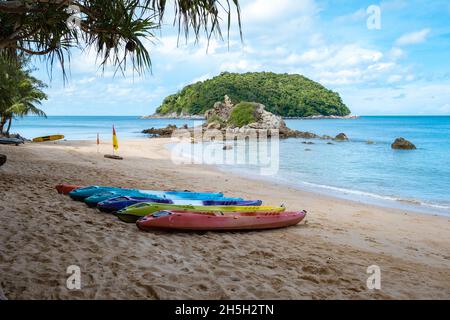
[{"left": 32, "top": 0, "right": 450, "bottom": 116}]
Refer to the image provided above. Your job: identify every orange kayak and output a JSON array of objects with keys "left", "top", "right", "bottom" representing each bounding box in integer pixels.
[
  {"left": 136, "top": 210, "right": 307, "bottom": 231},
  {"left": 56, "top": 184, "right": 82, "bottom": 195}
]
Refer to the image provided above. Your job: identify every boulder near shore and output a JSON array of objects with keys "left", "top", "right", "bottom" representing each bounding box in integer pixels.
[
  {"left": 334, "top": 133, "right": 349, "bottom": 141},
  {"left": 391, "top": 138, "right": 417, "bottom": 150}
]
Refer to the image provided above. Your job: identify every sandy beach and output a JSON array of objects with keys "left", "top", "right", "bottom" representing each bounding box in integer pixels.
[{"left": 0, "top": 138, "right": 449, "bottom": 300}]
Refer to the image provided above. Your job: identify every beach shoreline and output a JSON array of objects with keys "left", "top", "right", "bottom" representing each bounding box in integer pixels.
[{"left": 0, "top": 138, "right": 449, "bottom": 299}]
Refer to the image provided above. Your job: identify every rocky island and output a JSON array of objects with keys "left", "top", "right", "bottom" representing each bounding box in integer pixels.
[
  {"left": 144, "top": 72, "right": 353, "bottom": 119},
  {"left": 143, "top": 95, "right": 351, "bottom": 141}
]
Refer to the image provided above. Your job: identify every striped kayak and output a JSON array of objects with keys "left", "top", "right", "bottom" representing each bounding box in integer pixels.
[
  {"left": 32, "top": 135, "right": 64, "bottom": 142},
  {"left": 69, "top": 186, "right": 225, "bottom": 201},
  {"left": 98, "top": 196, "right": 263, "bottom": 213},
  {"left": 115, "top": 203, "right": 286, "bottom": 223},
  {"left": 136, "top": 210, "right": 307, "bottom": 231}
]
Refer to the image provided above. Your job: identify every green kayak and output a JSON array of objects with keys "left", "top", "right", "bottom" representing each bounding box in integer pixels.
[{"left": 115, "top": 203, "right": 286, "bottom": 223}]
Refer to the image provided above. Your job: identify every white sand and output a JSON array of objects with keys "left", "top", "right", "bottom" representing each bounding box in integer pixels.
[{"left": 0, "top": 139, "right": 449, "bottom": 299}]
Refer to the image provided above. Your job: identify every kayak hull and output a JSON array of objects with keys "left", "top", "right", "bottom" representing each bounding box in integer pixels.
[
  {"left": 98, "top": 196, "right": 173, "bottom": 213},
  {"left": 116, "top": 203, "right": 286, "bottom": 223},
  {"left": 0, "top": 137, "right": 24, "bottom": 145},
  {"left": 69, "top": 186, "right": 122, "bottom": 200},
  {"left": 69, "top": 186, "right": 226, "bottom": 201},
  {"left": 56, "top": 184, "right": 81, "bottom": 195},
  {"left": 32, "top": 135, "right": 64, "bottom": 142},
  {"left": 136, "top": 211, "right": 307, "bottom": 231},
  {"left": 84, "top": 191, "right": 242, "bottom": 207},
  {"left": 98, "top": 197, "right": 263, "bottom": 213}
]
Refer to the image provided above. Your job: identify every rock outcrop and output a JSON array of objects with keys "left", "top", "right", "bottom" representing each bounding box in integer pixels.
[
  {"left": 246, "top": 103, "right": 287, "bottom": 130},
  {"left": 334, "top": 133, "right": 349, "bottom": 141},
  {"left": 142, "top": 125, "right": 179, "bottom": 137},
  {"left": 143, "top": 96, "right": 351, "bottom": 142},
  {"left": 391, "top": 138, "right": 416, "bottom": 150},
  {"left": 205, "top": 95, "right": 234, "bottom": 123}
]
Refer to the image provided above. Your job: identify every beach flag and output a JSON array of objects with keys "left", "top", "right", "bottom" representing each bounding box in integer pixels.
[{"left": 112, "top": 125, "right": 119, "bottom": 151}]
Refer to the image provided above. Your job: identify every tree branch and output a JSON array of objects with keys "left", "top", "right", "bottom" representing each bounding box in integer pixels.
[{"left": 15, "top": 45, "right": 57, "bottom": 55}]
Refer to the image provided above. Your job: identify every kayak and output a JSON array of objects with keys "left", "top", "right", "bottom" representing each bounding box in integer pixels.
[
  {"left": 56, "top": 184, "right": 81, "bottom": 195},
  {"left": 32, "top": 135, "right": 64, "bottom": 142},
  {"left": 69, "top": 186, "right": 123, "bottom": 200},
  {"left": 136, "top": 210, "right": 307, "bottom": 231},
  {"left": 98, "top": 196, "right": 263, "bottom": 213},
  {"left": 69, "top": 186, "right": 225, "bottom": 201},
  {"left": 115, "top": 203, "right": 286, "bottom": 223},
  {"left": 98, "top": 196, "right": 174, "bottom": 212},
  {"left": 84, "top": 191, "right": 243, "bottom": 207},
  {"left": 0, "top": 137, "right": 24, "bottom": 145}
]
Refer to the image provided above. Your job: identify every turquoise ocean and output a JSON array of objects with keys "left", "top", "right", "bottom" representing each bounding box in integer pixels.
[{"left": 10, "top": 116, "right": 450, "bottom": 216}]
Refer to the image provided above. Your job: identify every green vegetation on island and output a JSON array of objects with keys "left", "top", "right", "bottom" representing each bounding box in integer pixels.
[
  {"left": 227, "top": 102, "right": 259, "bottom": 127},
  {"left": 156, "top": 72, "right": 351, "bottom": 118}
]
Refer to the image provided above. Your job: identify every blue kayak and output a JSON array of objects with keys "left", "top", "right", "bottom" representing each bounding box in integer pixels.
[
  {"left": 84, "top": 191, "right": 244, "bottom": 207},
  {"left": 69, "top": 186, "right": 224, "bottom": 201},
  {"left": 98, "top": 196, "right": 173, "bottom": 212},
  {"left": 69, "top": 186, "right": 121, "bottom": 200},
  {"left": 98, "top": 197, "right": 263, "bottom": 213}
]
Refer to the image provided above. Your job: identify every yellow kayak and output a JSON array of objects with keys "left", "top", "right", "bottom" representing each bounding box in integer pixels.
[
  {"left": 32, "top": 135, "right": 65, "bottom": 142},
  {"left": 115, "top": 203, "right": 286, "bottom": 223}
]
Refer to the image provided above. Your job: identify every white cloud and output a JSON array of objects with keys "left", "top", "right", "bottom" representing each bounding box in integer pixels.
[
  {"left": 388, "top": 47, "right": 405, "bottom": 60},
  {"left": 334, "top": 8, "right": 367, "bottom": 23},
  {"left": 387, "top": 74, "right": 403, "bottom": 83},
  {"left": 340, "top": 82, "right": 450, "bottom": 115},
  {"left": 395, "top": 28, "right": 431, "bottom": 46},
  {"left": 439, "top": 104, "right": 450, "bottom": 113},
  {"left": 220, "top": 59, "right": 262, "bottom": 72},
  {"left": 241, "top": 0, "right": 318, "bottom": 23},
  {"left": 191, "top": 73, "right": 212, "bottom": 84}
]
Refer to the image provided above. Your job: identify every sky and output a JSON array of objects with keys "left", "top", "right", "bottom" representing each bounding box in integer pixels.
[{"left": 32, "top": 0, "right": 450, "bottom": 116}]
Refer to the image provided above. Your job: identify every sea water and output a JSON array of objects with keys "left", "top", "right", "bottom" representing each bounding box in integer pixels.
[
  {"left": 10, "top": 116, "right": 450, "bottom": 215},
  {"left": 218, "top": 116, "right": 450, "bottom": 216},
  {"left": 10, "top": 116, "right": 198, "bottom": 140}
]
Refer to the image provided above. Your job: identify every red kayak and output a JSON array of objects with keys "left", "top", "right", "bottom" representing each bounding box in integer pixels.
[
  {"left": 56, "top": 184, "right": 82, "bottom": 195},
  {"left": 136, "top": 210, "right": 307, "bottom": 231}
]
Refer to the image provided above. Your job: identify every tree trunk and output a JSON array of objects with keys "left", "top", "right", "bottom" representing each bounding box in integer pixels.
[
  {"left": 5, "top": 117, "right": 12, "bottom": 136},
  {"left": 0, "top": 116, "right": 7, "bottom": 135}
]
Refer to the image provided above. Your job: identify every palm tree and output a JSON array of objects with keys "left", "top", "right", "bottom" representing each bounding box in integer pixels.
[
  {"left": 4, "top": 77, "right": 47, "bottom": 135},
  {"left": 0, "top": 1, "right": 242, "bottom": 76},
  {"left": 0, "top": 57, "right": 47, "bottom": 135}
]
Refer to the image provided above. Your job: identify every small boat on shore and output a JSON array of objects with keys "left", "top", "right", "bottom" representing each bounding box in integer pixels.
[
  {"left": 98, "top": 196, "right": 174, "bottom": 212},
  {"left": 68, "top": 186, "right": 225, "bottom": 201},
  {"left": 32, "top": 134, "right": 64, "bottom": 142},
  {"left": 84, "top": 191, "right": 243, "bottom": 207},
  {"left": 0, "top": 137, "right": 24, "bottom": 146},
  {"left": 56, "top": 184, "right": 81, "bottom": 195},
  {"left": 136, "top": 210, "right": 307, "bottom": 231},
  {"left": 98, "top": 196, "right": 263, "bottom": 213},
  {"left": 116, "top": 203, "right": 286, "bottom": 223}
]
